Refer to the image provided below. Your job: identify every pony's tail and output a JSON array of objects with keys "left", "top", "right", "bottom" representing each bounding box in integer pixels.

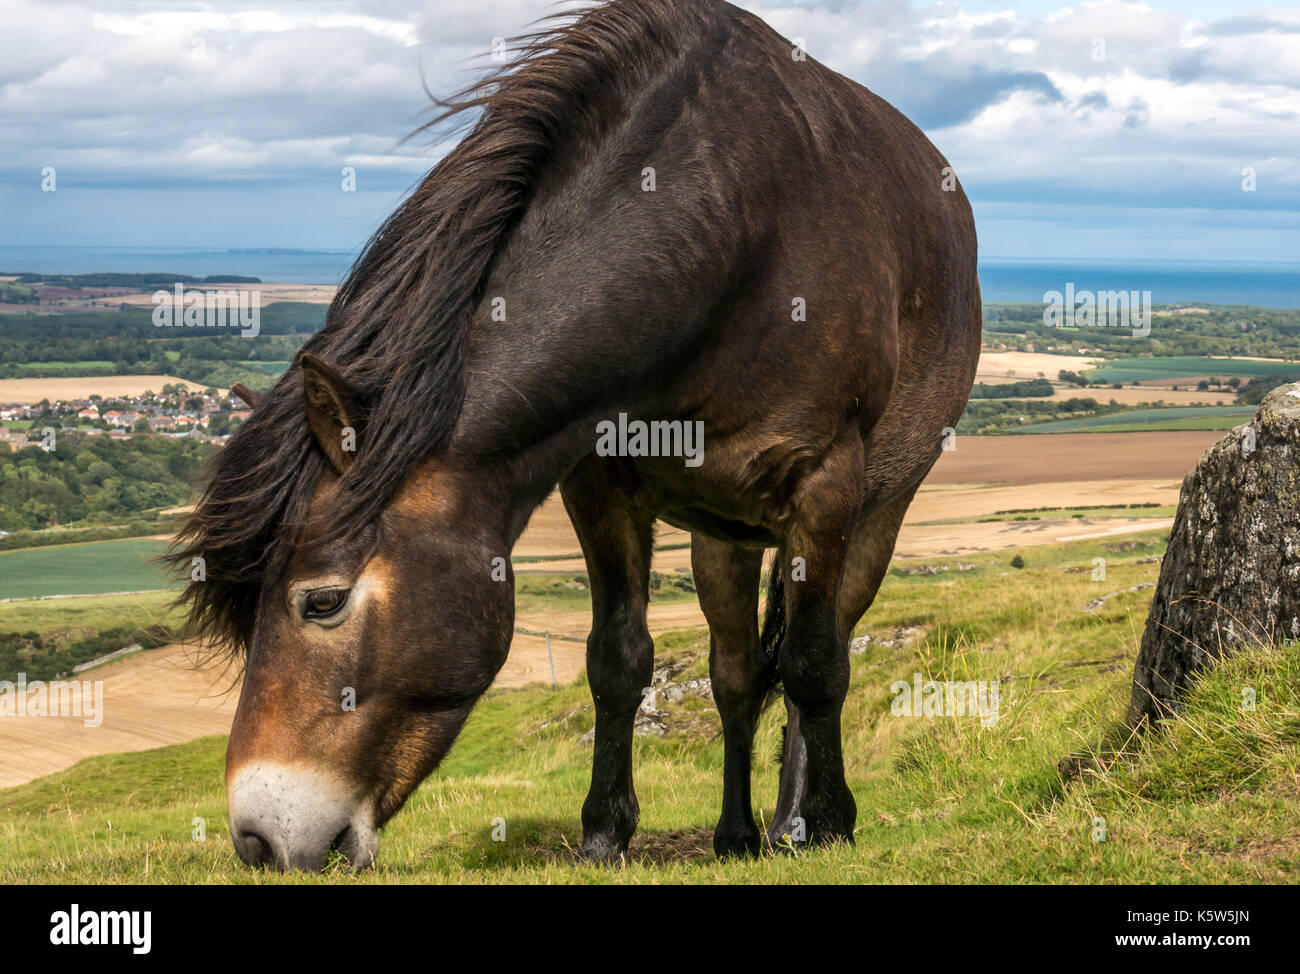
[{"left": 759, "top": 547, "right": 787, "bottom": 706}]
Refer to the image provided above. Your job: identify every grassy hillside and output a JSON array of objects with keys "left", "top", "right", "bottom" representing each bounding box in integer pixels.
[{"left": 2, "top": 529, "right": 1296, "bottom": 883}]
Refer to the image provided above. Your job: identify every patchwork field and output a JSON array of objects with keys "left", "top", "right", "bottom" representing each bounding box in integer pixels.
[
  {"left": 1, "top": 430, "right": 1213, "bottom": 601},
  {"left": 0, "top": 426, "right": 1218, "bottom": 787}
]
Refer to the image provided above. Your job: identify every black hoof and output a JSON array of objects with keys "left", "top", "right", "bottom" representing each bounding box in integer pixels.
[
  {"left": 576, "top": 834, "right": 630, "bottom": 866},
  {"left": 713, "top": 823, "right": 762, "bottom": 858},
  {"left": 764, "top": 820, "right": 807, "bottom": 853},
  {"left": 764, "top": 811, "right": 855, "bottom": 851}
]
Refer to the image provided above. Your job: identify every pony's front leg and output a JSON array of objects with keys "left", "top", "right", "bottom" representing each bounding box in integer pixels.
[{"left": 561, "top": 460, "right": 655, "bottom": 864}]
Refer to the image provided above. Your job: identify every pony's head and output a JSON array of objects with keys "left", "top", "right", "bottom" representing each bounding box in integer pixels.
[{"left": 178, "top": 356, "right": 513, "bottom": 871}]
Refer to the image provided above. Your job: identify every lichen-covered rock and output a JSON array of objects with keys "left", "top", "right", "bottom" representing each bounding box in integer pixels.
[{"left": 1130, "top": 382, "right": 1300, "bottom": 724}]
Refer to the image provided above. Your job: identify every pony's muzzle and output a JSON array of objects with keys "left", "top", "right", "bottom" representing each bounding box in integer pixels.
[{"left": 227, "top": 762, "right": 378, "bottom": 872}]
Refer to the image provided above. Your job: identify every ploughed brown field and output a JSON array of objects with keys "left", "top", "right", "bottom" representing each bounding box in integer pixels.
[
  {"left": 113, "top": 283, "right": 338, "bottom": 308},
  {"left": 925, "top": 430, "right": 1222, "bottom": 485},
  {"left": 0, "top": 646, "right": 238, "bottom": 788},
  {"left": 0, "top": 375, "right": 227, "bottom": 403},
  {"left": 0, "top": 429, "right": 1216, "bottom": 786}
]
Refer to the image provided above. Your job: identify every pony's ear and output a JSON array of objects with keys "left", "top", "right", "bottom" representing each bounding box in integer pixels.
[
  {"left": 229, "top": 383, "right": 262, "bottom": 410},
  {"left": 301, "top": 353, "right": 364, "bottom": 475}
]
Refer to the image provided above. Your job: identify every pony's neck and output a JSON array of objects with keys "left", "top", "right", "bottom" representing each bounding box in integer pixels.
[{"left": 400, "top": 435, "right": 585, "bottom": 555}]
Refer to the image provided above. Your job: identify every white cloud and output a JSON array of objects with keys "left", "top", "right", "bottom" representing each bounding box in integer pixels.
[{"left": 0, "top": 0, "right": 1295, "bottom": 253}]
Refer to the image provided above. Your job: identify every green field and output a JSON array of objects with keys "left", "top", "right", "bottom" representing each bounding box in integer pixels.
[
  {"left": 1019, "top": 406, "right": 1254, "bottom": 434},
  {"left": 1085, "top": 356, "right": 1300, "bottom": 384},
  {"left": 0, "top": 589, "right": 181, "bottom": 636},
  {"left": 237, "top": 361, "right": 291, "bottom": 374},
  {"left": 3, "top": 529, "right": 1297, "bottom": 883},
  {"left": 14, "top": 360, "right": 116, "bottom": 373},
  {"left": 0, "top": 539, "right": 176, "bottom": 599}
]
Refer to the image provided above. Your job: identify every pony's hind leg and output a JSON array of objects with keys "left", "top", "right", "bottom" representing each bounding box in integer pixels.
[
  {"left": 763, "top": 429, "right": 865, "bottom": 848},
  {"left": 561, "top": 457, "right": 656, "bottom": 864},
  {"left": 836, "top": 488, "right": 916, "bottom": 640},
  {"left": 768, "top": 486, "right": 915, "bottom": 848},
  {"left": 691, "top": 534, "right": 772, "bottom": 857}
]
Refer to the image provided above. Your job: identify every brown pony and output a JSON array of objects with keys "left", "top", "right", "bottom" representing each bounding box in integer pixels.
[{"left": 172, "top": 0, "right": 980, "bottom": 870}]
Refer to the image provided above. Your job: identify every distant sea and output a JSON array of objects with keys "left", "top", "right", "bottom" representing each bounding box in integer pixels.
[
  {"left": 2, "top": 248, "right": 1298, "bottom": 308},
  {"left": 978, "top": 257, "right": 1300, "bottom": 310},
  {"left": 0, "top": 246, "right": 358, "bottom": 285}
]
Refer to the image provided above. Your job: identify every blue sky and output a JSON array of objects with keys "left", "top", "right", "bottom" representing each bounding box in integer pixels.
[{"left": 1, "top": 0, "right": 1296, "bottom": 262}]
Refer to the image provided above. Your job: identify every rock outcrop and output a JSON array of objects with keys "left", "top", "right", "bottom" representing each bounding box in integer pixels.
[{"left": 1130, "top": 382, "right": 1300, "bottom": 724}]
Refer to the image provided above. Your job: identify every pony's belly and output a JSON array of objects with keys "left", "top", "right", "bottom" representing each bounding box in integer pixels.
[{"left": 657, "top": 506, "right": 777, "bottom": 548}]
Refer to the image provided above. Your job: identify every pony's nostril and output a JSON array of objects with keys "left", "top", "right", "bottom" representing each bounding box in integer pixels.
[
  {"left": 234, "top": 828, "right": 275, "bottom": 868},
  {"left": 327, "top": 823, "right": 379, "bottom": 870}
]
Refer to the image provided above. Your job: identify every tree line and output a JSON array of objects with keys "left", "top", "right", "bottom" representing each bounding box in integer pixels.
[{"left": 0, "top": 432, "right": 217, "bottom": 532}]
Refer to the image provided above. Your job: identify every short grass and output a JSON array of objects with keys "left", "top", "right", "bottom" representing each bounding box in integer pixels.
[
  {"left": 0, "top": 539, "right": 177, "bottom": 599},
  {"left": 2, "top": 529, "right": 1296, "bottom": 883}
]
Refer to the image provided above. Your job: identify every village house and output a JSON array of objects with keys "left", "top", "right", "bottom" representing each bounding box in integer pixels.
[
  {"left": 102, "top": 410, "right": 141, "bottom": 428},
  {"left": 1, "top": 387, "right": 240, "bottom": 443}
]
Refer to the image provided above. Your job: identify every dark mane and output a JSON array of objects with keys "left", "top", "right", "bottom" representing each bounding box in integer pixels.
[{"left": 167, "top": 0, "right": 697, "bottom": 658}]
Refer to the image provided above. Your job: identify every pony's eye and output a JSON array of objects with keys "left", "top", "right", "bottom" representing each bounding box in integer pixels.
[{"left": 303, "top": 587, "right": 349, "bottom": 619}]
